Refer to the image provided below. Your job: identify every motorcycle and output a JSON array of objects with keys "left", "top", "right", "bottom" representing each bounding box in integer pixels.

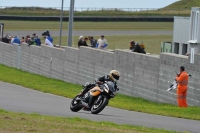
[{"left": 70, "top": 81, "right": 118, "bottom": 114}]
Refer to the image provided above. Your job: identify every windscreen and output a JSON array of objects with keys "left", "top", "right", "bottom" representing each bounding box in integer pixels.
[{"left": 106, "top": 81, "right": 115, "bottom": 92}]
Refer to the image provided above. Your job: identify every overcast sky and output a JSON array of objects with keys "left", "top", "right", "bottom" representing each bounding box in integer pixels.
[{"left": 1, "top": 0, "right": 179, "bottom": 8}]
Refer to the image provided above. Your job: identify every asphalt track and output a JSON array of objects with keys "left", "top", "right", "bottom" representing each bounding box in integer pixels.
[
  {"left": 5, "top": 30, "right": 173, "bottom": 38},
  {"left": 0, "top": 81, "right": 200, "bottom": 133}
]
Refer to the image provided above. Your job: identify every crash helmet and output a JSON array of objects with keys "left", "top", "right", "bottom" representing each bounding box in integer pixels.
[{"left": 109, "top": 70, "right": 120, "bottom": 82}]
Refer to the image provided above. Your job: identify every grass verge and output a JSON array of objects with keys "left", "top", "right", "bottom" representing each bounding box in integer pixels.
[
  {"left": 0, "top": 64, "right": 200, "bottom": 120},
  {"left": 1, "top": 21, "right": 173, "bottom": 31},
  {"left": 0, "top": 109, "right": 178, "bottom": 133}
]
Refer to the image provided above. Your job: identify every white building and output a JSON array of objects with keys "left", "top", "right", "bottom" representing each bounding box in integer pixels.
[{"left": 172, "top": 7, "right": 200, "bottom": 55}]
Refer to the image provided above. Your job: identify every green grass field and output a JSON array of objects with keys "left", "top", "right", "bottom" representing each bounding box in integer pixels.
[
  {"left": 1, "top": 21, "right": 173, "bottom": 30},
  {"left": 0, "top": 109, "right": 178, "bottom": 133},
  {"left": 0, "top": 64, "right": 200, "bottom": 121}
]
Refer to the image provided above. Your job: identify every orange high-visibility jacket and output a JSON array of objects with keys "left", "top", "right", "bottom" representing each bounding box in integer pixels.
[{"left": 176, "top": 71, "right": 188, "bottom": 92}]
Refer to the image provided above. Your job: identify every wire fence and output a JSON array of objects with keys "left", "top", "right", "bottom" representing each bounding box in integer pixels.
[{"left": 0, "top": 6, "right": 191, "bottom": 16}]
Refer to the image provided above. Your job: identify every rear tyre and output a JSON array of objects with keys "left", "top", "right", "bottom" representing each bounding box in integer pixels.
[
  {"left": 91, "top": 97, "right": 108, "bottom": 114},
  {"left": 70, "top": 96, "right": 82, "bottom": 112}
]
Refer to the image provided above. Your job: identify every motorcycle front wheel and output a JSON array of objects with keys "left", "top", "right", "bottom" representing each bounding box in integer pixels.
[
  {"left": 70, "top": 96, "right": 82, "bottom": 112},
  {"left": 91, "top": 97, "right": 108, "bottom": 114}
]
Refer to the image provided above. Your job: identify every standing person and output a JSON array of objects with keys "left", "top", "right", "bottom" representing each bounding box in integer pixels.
[
  {"left": 176, "top": 66, "right": 189, "bottom": 108},
  {"left": 89, "top": 36, "right": 97, "bottom": 48},
  {"left": 97, "top": 35, "right": 108, "bottom": 50}
]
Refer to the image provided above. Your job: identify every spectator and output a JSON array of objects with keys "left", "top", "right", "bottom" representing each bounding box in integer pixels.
[
  {"left": 35, "top": 35, "right": 41, "bottom": 46},
  {"left": 89, "top": 36, "right": 97, "bottom": 48},
  {"left": 78, "top": 35, "right": 84, "bottom": 48},
  {"left": 97, "top": 35, "right": 108, "bottom": 50},
  {"left": 30, "top": 33, "right": 36, "bottom": 43},
  {"left": 42, "top": 29, "right": 50, "bottom": 36},
  {"left": 11, "top": 36, "right": 20, "bottom": 45},
  {"left": 131, "top": 41, "right": 146, "bottom": 54},
  {"left": 27, "top": 38, "right": 36, "bottom": 46},
  {"left": 32, "top": 33, "right": 36, "bottom": 38},
  {"left": 47, "top": 34, "right": 53, "bottom": 43},
  {"left": 2, "top": 34, "right": 10, "bottom": 43},
  {"left": 9, "top": 36, "right": 14, "bottom": 44},
  {"left": 82, "top": 37, "right": 89, "bottom": 47},
  {"left": 130, "top": 40, "right": 134, "bottom": 50},
  {"left": 44, "top": 36, "right": 53, "bottom": 47},
  {"left": 25, "top": 35, "right": 31, "bottom": 43},
  {"left": 21, "top": 37, "right": 25, "bottom": 43}
]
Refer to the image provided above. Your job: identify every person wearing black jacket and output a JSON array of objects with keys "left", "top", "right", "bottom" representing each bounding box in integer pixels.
[
  {"left": 78, "top": 36, "right": 88, "bottom": 48},
  {"left": 78, "top": 70, "right": 120, "bottom": 96},
  {"left": 130, "top": 41, "right": 146, "bottom": 54},
  {"left": 2, "top": 34, "right": 10, "bottom": 43},
  {"left": 78, "top": 70, "right": 120, "bottom": 109}
]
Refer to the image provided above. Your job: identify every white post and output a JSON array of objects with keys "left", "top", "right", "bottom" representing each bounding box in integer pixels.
[
  {"left": 67, "top": 0, "right": 75, "bottom": 47},
  {"left": 59, "top": 0, "right": 64, "bottom": 47},
  {"left": 190, "top": 48, "right": 195, "bottom": 64}
]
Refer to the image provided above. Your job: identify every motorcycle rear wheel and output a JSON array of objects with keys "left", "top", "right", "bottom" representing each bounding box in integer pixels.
[
  {"left": 70, "top": 96, "right": 82, "bottom": 112},
  {"left": 91, "top": 97, "right": 108, "bottom": 114}
]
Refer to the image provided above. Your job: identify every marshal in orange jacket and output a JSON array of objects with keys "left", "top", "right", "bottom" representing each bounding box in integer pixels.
[{"left": 175, "top": 71, "right": 189, "bottom": 107}]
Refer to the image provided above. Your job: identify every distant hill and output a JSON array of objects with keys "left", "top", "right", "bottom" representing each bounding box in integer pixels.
[{"left": 163, "top": 0, "right": 200, "bottom": 10}]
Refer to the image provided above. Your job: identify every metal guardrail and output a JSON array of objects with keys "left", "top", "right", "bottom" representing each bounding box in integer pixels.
[{"left": 0, "top": 15, "right": 174, "bottom": 22}]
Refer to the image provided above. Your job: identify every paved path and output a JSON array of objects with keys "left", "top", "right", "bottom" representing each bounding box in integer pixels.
[
  {"left": 0, "top": 81, "right": 199, "bottom": 133},
  {"left": 5, "top": 30, "right": 173, "bottom": 38}
]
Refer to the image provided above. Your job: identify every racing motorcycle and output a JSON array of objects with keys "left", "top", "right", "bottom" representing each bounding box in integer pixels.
[{"left": 70, "top": 81, "right": 118, "bottom": 114}]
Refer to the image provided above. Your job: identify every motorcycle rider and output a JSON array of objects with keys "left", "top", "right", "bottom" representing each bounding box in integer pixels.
[{"left": 78, "top": 70, "right": 120, "bottom": 109}]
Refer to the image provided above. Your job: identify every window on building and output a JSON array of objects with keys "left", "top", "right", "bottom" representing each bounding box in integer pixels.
[
  {"left": 174, "top": 43, "right": 179, "bottom": 54},
  {"left": 182, "top": 44, "right": 188, "bottom": 55},
  {"left": 189, "top": 11, "right": 199, "bottom": 42}
]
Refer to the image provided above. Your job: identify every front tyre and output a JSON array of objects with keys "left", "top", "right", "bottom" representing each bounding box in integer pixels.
[
  {"left": 91, "top": 97, "right": 108, "bottom": 114},
  {"left": 70, "top": 96, "right": 82, "bottom": 112}
]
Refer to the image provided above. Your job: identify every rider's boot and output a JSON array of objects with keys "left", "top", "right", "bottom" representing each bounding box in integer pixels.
[{"left": 82, "top": 95, "right": 95, "bottom": 111}]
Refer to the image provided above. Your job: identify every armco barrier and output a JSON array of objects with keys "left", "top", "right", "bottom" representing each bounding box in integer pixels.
[
  {"left": 0, "top": 41, "right": 199, "bottom": 106},
  {"left": 0, "top": 15, "right": 174, "bottom": 22}
]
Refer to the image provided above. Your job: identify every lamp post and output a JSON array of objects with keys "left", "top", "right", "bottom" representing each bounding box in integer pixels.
[
  {"left": 67, "top": 0, "right": 75, "bottom": 47},
  {"left": 59, "top": 0, "right": 64, "bottom": 47}
]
